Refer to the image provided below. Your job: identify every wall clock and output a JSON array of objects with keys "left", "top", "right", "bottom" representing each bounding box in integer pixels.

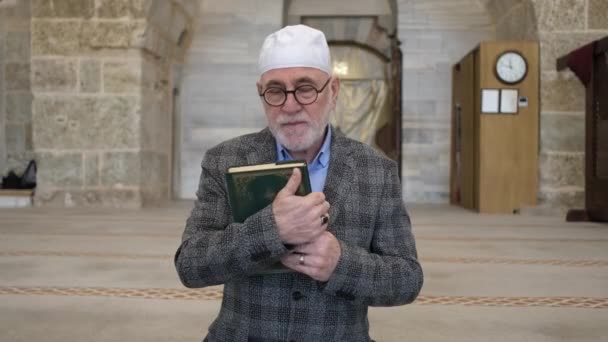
[{"left": 495, "top": 51, "right": 528, "bottom": 85}]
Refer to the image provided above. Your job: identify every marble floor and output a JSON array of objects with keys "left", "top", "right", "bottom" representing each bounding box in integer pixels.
[{"left": 1, "top": 203, "right": 607, "bottom": 341}]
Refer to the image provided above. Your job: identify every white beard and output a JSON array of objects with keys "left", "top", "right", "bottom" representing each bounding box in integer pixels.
[{"left": 268, "top": 107, "right": 330, "bottom": 152}]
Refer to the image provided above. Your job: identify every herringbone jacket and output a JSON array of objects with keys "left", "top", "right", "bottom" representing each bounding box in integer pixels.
[{"left": 175, "top": 127, "right": 423, "bottom": 342}]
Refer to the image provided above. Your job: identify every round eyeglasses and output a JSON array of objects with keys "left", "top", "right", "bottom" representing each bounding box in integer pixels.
[{"left": 259, "top": 78, "right": 331, "bottom": 107}]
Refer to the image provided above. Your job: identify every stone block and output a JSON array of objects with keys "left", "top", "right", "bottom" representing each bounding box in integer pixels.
[
  {"left": 31, "top": 59, "right": 78, "bottom": 92},
  {"left": 79, "top": 60, "right": 101, "bottom": 93},
  {"left": 140, "top": 91, "right": 172, "bottom": 152},
  {"left": 141, "top": 151, "right": 169, "bottom": 186},
  {"left": 141, "top": 184, "right": 169, "bottom": 206},
  {"left": 5, "top": 63, "right": 30, "bottom": 91},
  {"left": 484, "top": 0, "right": 520, "bottom": 21},
  {"left": 80, "top": 21, "right": 131, "bottom": 49},
  {"left": 129, "top": 0, "right": 152, "bottom": 18},
  {"left": 103, "top": 60, "right": 141, "bottom": 93},
  {"left": 97, "top": 0, "right": 130, "bottom": 18},
  {"left": 148, "top": 0, "right": 172, "bottom": 28},
  {"left": 32, "top": 96, "right": 139, "bottom": 149},
  {"left": 34, "top": 188, "right": 142, "bottom": 208},
  {"left": 0, "top": 32, "right": 5, "bottom": 62},
  {"left": 539, "top": 32, "right": 607, "bottom": 71},
  {"left": 402, "top": 127, "right": 434, "bottom": 144},
  {"left": 402, "top": 187, "right": 450, "bottom": 204},
  {"left": 5, "top": 122, "right": 31, "bottom": 152},
  {"left": 589, "top": 0, "right": 608, "bottom": 29},
  {"left": 540, "top": 113, "right": 584, "bottom": 152},
  {"left": 32, "top": 20, "right": 82, "bottom": 56},
  {"left": 140, "top": 152, "right": 170, "bottom": 205},
  {"left": 533, "top": 0, "right": 585, "bottom": 31},
  {"left": 538, "top": 188, "right": 584, "bottom": 210},
  {"left": 539, "top": 152, "right": 584, "bottom": 188},
  {"left": 401, "top": 151, "right": 449, "bottom": 189},
  {"left": 0, "top": 139, "right": 7, "bottom": 176},
  {"left": 540, "top": 71, "right": 585, "bottom": 112},
  {"left": 129, "top": 20, "right": 147, "bottom": 48},
  {"left": 6, "top": 92, "right": 33, "bottom": 123},
  {"left": 5, "top": 151, "right": 35, "bottom": 175},
  {"left": 31, "top": 0, "right": 94, "bottom": 18},
  {"left": 1, "top": 0, "right": 30, "bottom": 22},
  {"left": 24, "top": 122, "right": 33, "bottom": 150},
  {"left": 5, "top": 31, "right": 30, "bottom": 62},
  {"left": 5, "top": 123, "right": 25, "bottom": 153},
  {"left": 97, "top": 189, "right": 142, "bottom": 208},
  {"left": 36, "top": 152, "right": 83, "bottom": 187},
  {"left": 84, "top": 153, "right": 99, "bottom": 186},
  {"left": 101, "top": 152, "right": 140, "bottom": 186},
  {"left": 496, "top": 2, "right": 538, "bottom": 40}
]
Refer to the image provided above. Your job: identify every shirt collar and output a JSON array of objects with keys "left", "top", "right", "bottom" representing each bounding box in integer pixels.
[{"left": 276, "top": 125, "right": 332, "bottom": 168}]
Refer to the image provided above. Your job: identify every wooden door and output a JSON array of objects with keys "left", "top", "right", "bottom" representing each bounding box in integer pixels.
[
  {"left": 450, "top": 52, "right": 477, "bottom": 210},
  {"left": 587, "top": 40, "right": 608, "bottom": 221}
]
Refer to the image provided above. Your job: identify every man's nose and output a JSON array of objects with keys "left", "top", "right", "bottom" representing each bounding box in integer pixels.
[{"left": 281, "top": 92, "right": 302, "bottom": 113}]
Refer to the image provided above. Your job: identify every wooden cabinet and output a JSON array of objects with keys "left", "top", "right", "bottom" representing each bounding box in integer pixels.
[{"left": 450, "top": 41, "right": 539, "bottom": 214}]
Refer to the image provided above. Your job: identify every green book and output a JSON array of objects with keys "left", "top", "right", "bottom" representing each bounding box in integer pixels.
[{"left": 225, "top": 160, "right": 312, "bottom": 274}]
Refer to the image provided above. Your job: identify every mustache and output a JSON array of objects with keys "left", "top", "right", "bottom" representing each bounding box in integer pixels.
[{"left": 276, "top": 112, "right": 310, "bottom": 125}]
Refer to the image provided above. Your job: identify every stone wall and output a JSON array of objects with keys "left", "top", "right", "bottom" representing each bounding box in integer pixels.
[
  {"left": 177, "top": 0, "right": 283, "bottom": 198},
  {"left": 0, "top": 0, "right": 33, "bottom": 178},
  {"left": 31, "top": 0, "right": 197, "bottom": 207},
  {"left": 488, "top": 0, "right": 608, "bottom": 211},
  {"left": 397, "top": 0, "right": 495, "bottom": 203}
]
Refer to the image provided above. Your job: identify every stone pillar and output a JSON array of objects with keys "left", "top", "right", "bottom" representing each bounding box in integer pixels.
[
  {"left": 0, "top": 0, "right": 33, "bottom": 178},
  {"left": 486, "top": 0, "right": 608, "bottom": 212},
  {"left": 30, "top": 0, "right": 196, "bottom": 207}
]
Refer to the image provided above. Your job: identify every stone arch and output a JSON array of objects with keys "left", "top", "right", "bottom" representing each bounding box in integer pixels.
[{"left": 285, "top": 1, "right": 402, "bottom": 169}]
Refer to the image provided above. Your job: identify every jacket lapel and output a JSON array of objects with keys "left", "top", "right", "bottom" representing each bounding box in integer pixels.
[
  {"left": 323, "top": 129, "right": 355, "bottom": 228},
  {"left": 246, "top": 128, "right": 277, "bottom": 165}
]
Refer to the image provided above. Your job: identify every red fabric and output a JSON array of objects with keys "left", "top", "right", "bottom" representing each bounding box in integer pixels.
[{"left": 567, "top": 41, "right": 595, "bottom": 86}]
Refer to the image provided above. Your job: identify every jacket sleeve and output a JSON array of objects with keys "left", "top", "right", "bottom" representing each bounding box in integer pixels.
[
  {"left": 321, "top": 161, "right": 423, "bottom": 306},
  {"left": 174, "top": 151, "right": 290, "bottom": 288}
]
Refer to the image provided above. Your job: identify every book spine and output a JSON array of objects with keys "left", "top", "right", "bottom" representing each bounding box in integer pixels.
[
  {"left": 225, "top": 173, "right": 245, "bottom": 223},
  {"left": 299, "top": 165, "right": 313, "bottom": 195}
]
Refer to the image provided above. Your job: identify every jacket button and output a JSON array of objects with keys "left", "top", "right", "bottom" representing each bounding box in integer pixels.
[{"left": 292, "top": 291, "right": 304, "bottom": 301}]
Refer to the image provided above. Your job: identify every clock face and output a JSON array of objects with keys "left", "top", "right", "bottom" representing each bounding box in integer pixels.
[{"left": 495, "top": 51, "right": 527, "bottom": 84}]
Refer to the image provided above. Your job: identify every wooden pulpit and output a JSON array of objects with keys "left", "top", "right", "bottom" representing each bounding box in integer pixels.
[{"left": 557, "top": 36, "right": 608, "bottom": 222}]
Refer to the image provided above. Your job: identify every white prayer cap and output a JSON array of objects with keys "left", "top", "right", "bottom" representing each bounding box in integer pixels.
[{"left": 258, "top": 25, "right": 331, "bottom": 76}]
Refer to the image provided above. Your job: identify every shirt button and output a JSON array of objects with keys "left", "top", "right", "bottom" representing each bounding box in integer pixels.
[{"left": 292, "top": 291, "right": 304, "bottom": 301}]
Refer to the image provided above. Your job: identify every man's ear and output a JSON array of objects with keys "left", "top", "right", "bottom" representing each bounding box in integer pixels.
[{"left": 256, "top": 81, "right": 262, "bottom": 94}]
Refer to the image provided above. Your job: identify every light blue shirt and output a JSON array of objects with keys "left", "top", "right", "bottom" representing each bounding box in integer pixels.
[{"left": 276, "top": 126, "right": 331, "bottom": 192}]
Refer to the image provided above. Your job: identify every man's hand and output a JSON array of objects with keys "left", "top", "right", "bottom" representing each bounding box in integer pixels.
[
  {"left": 280, "top": 231, "right": 341, "bottom": 282},
  {"left": 273, "top": 168, "right": 330, "bottom": 245}
]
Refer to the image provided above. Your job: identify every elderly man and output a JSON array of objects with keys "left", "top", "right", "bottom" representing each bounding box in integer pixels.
[{"left": 175, "top": 24, "right": 423, "bottom": 342}]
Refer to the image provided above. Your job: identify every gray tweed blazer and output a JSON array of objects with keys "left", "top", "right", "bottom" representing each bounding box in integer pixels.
[{"left": 175, "top": 127, "right": 423, "bottom": 342}]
